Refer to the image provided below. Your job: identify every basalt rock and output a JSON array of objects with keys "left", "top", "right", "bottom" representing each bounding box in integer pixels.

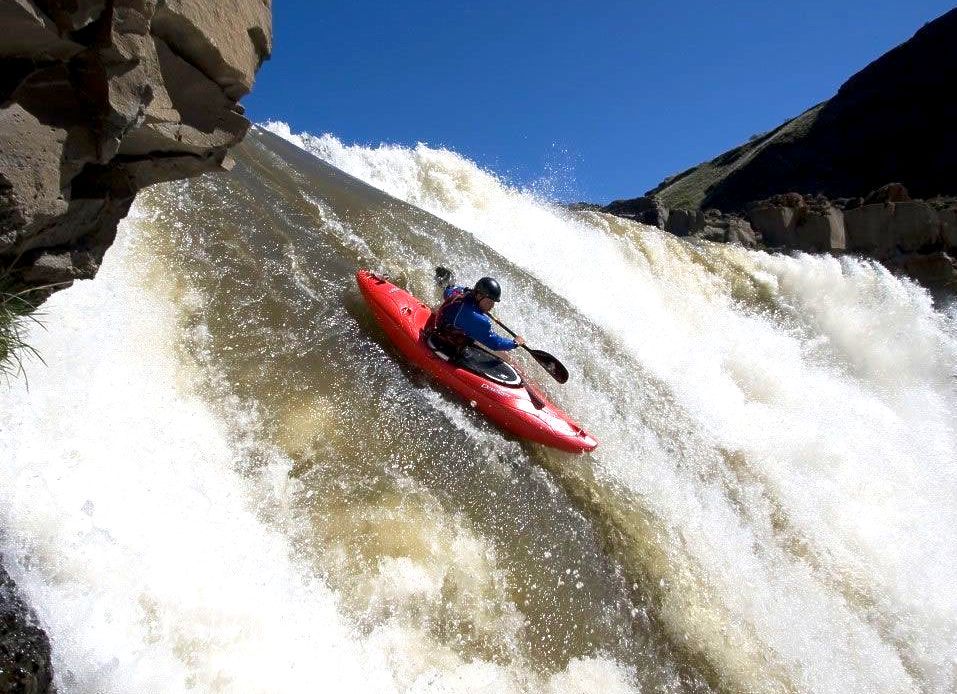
[
  {"left": 844, "top": 200, "right": 940, "bottom": 256},
  {"left": 895, "top": 251, "right": 957, "bottom": 281},
  {"left": 602, "top": 196, "right": 669, "bottom": 229},
  {"left": 596, "top": 185, "right": 957, "bottom": 286},
  {"left": 664, "top": 208, "right": 705, "bottom": 237},
  {"left": 688, "top": 210, "right": 757, "bottom": 247},
  {"left": 1, "top": 558, "right": 54, "bottom": 694},
  {"left": 724, "top": 216, "right": 758, "bottom": 247},
  {"left": 0, "top": 0, "right": 272, "bottom": 301},
  {"left": 747, "top": 193, "right": 846, "bottom": 252}
]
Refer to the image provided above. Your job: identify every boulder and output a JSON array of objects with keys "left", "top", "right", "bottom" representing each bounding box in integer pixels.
[
  {"left": 685, "top": 213, "right": 758, "bottom": 247},
  {"left": 748, "top": 194, "right": 844, "bottom": 252},
  {"left": 665, "top": 208, "right": 705, "bottom": 237},
  {"left": 844, "top": 204, "right": 894, "bottom": 256},
  {"left": 151, "top": 0, "right": 272, "bottom": 100},
  {"left": 725, "top": 216, "right": 758, "bottom": 247},
  {"left": 602, "top": 196, "right": 669, "bottom": 228},
  {"left": 696, "top": 225, "right": 726, "bottom": 243},
  {"left": 845, "top": 201, "right": 940, "bottom": 257},
  {"left": 1, "top": 559, "right": 54, "bottom": 694},
  {"left": 892, "top": 201, "right": 939, "bottom": 251},
  {"left": 748, "top": 204, "right": 799, "bottom": 247},
  {"left": 940, "top": 207, "right": 957, "bottom": 248},
  {"left": 796, "top": 205, "right": 846, "bottom": 252},
  {"left": 892, "top": 251, "right": 957, "bottom": 286}
]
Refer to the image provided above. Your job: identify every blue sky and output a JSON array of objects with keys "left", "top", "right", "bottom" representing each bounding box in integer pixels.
[{"left": 244, "top": 1, "right": 954, "bottom": 204}]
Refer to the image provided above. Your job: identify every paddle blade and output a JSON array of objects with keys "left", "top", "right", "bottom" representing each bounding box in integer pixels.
[{"left": 528, "top": 348, "right": 569, "bottom": 384}]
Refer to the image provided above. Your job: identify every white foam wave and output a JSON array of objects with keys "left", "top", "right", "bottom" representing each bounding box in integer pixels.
[
  {"left": 0, "top": 209, "right": 395, "bottom": 693},
  {"left": 1, "top": 198, "right": 644, "bottom": 693},
  {"left": 266, "top": 122, "right": 957, "bottom": 693}
]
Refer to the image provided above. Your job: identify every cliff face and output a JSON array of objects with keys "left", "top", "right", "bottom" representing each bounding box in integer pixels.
[
  {"left": 0, "top": 0, "right": 272, "bottom": 299},
  {"left": 646, "top": 8, "right": 957, "bottom": 213}
]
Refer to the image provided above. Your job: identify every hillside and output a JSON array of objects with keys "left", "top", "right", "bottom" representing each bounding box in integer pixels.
[{"left": 647, "top": 8, "right": 957, "bottom": 212}]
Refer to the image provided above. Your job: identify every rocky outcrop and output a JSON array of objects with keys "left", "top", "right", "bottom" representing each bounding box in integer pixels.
[
  {"left": 595, "top": 183, "right": 957, "bottom": 285},
  {"left": 663, "top": 208, "right": 757, "bottom": 247},
  {"left": 844, "top": 201, "right": 937, "bottom": 256},
  {"left": 740, "top": 186, "right": 957, "bottom": 283},
  {"left": 603, "top": 196, "right": 670, "bottom": 228},
  {"left": 746, "top": 193, "right": 846, "bottom": 252},
  {"left": 663, "top": 208, "right": 704, "bottom": 237},
  {"left": 597, "top": 198, "right": 759, "bottom": 247},
  {"left": 645, "top": 8, "right": 957, "bottom": 212},
  {"left": 741, "top": 185, "right": 956, "bottom": 263},
  {"left": 0, "top": 0, "right": 272, "bottom": 299},
  {"left": 1, "top": 559, "right": 54, "bottom": 694}
]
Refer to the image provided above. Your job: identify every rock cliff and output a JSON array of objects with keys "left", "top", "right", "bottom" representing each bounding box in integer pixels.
[{"left": 0, "top": 0, "right": 272, "bottom": 299}]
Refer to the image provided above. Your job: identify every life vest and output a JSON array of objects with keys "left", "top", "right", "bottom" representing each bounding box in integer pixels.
[{"left": 429, "top": 289, "right": 473, "bottom": 354}]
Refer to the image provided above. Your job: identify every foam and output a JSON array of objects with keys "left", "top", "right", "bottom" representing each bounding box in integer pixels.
[
  {"left": 268, "top": 122, "right": 957, "bottom": 692},
  {"left": 0, "top": 210, "right": 394, "bottom": 693}
]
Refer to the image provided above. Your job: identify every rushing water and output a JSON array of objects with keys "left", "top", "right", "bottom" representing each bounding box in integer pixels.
[{"left": 2, "top": 125, "right": 956, "bottom": 693}]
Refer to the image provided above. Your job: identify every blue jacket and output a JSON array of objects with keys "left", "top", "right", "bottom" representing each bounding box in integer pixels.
[{"left": 437, "top": 285, "right": 519, "bottom": 351}]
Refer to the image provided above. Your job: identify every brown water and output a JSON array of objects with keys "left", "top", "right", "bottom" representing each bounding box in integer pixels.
[{"left": 2, "top": 127, "right": 955, "bottom": 693}]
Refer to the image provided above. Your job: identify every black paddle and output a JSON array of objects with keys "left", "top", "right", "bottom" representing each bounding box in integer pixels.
[
  {"left": 434, "top": 267, "right": 570, "bottom": 384},
  {"left": 488, "top": 314, "right": 569, "bottom": 384}
]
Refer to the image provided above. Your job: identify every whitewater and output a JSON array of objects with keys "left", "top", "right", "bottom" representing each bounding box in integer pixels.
[{"left": 1, "top": 122, "right": 955, "bottom": 693}]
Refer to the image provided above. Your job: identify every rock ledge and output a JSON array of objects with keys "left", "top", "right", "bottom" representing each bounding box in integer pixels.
[{"left": 0, "top": 0, "right": 272, "bottom": 299}]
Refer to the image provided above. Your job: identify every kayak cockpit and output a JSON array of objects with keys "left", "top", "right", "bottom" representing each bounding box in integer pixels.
[{"left": 426, "top": 335, "right": 522, "bottom": 386}]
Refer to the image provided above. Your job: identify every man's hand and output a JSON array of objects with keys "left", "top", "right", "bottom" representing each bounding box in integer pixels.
[{"left": 514, "top": 336, "right": 526, "bottom": 347}]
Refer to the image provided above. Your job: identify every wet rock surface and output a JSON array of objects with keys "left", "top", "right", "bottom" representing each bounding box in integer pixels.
[
  {"left": 1, "top": 559, "right": 54, "bottom": 694},
  {"left": 0, "top": 0, "right": 272, "bottom": 301}
]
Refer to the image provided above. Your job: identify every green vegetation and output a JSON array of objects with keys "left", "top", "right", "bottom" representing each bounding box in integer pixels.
[
  {"left": 0, "top": 283, "right": 43, "bottom": 381},
  {"left": 655, "top": 163, "right": 721, "bottom": 210},
  {"left": 650, "top": 103, "right": 827, "bottom": 211}
]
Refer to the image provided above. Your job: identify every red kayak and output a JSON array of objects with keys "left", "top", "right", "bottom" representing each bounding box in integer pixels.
[{"left": 356, "top": 270, "right": 597, "bottom": 453}]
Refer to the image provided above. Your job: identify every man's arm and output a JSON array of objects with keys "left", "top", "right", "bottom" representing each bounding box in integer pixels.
[{"left": 466, "top": 314, "right": 518, "bottom": 351}]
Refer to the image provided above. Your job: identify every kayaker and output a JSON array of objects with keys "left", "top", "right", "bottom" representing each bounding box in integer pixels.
[{"left": 430, "top": 277, "right": 526, "bottom": 357}]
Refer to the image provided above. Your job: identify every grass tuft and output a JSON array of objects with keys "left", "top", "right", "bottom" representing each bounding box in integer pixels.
[{"left": 0, "top": 283, "right": 46, "bottom": 384}]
